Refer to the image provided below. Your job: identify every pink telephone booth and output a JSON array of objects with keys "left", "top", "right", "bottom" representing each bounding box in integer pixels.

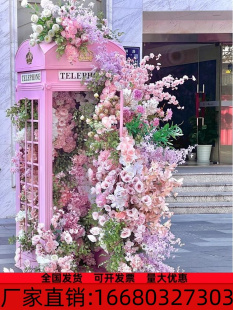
[{"left": 15, "top": 39, "right": 125, "bottom": 268}]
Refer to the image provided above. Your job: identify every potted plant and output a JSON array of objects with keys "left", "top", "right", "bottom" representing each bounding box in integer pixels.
[{"left": 189, "top": 108, "right": 218, "bottom": 164}]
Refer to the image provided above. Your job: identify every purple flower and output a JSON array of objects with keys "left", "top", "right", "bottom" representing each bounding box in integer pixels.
[{"left": 133, "top": 89, "right": 143, "bottom": 101}]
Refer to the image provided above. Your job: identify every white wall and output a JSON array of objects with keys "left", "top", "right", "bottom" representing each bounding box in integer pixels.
[{"left": 0, "top": 0, "right": 18, "bottom": 217}]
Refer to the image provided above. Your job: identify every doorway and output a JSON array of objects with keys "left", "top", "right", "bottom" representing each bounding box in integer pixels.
[{"left": 143, "top": 42, "right": 224, "bottom": 163}]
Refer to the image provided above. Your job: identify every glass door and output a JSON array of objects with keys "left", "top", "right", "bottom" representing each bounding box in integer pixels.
[{"left": 220, "top": 44, "right": 233, "bottom": 164}]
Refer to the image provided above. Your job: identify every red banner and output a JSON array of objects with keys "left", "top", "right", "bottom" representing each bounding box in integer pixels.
[{"left": 0, "top": 273, "right": 233, "bottom": 309}]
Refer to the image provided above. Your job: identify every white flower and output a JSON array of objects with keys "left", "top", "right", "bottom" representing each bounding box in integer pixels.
[
  {"left": 35, "top": 25, "right": 43, "bottom": 34},
  {"left": 18, "top": 229, "right": 25, "bottom": 241},
  {"left": 90, "top": 227, "right": 101, "bottom": 236},
  {"left": 88, "top": 2, "right": 95, "bottom": 8},
  {"left": 46, "top": 20, "right": 53, "bottom": 28},
  {"left": 120, "top": 228, "right": 131, "bottom": 239},
  {"left": 92, "top": 212, "right": 99, "bottom": 220},
  {"left": 14, "top": 128, "right": 25, "bottom": 143},
  {"left": 15, "top": 210, "right": 26, "bottom": 222},
  {"left": 32, "top": 235, "right": 41, "bottom": 245},
  {"left": 86, "top": 118, "right": 91, "bottom": 124},
  {"left": 29, "top": 39, "right": 36, "bottom": 47},
  {"left": 51, "top": 254, "right": 58, "bottom": 261},
  {"left": 48, "top": 29, "right": 55, "bottom": 37},
  {"left": 42, "top": 9, "right": 51, "bottom": 17},
  {"left": 44, "top": 35, "right": 52, "bottom": 43},
  {"left": 21, "top": 0, "right": 28, "bottom": 8},
  {"left": 52, "top": 24, "right": 60, "bottom": 32},
  {"left": 37, "top": 256, "right": 51, "bottom": 265},
  {"left": 150, "top": 53, "right": 155, "bottom": 59},
  {"left": 62, "top": 231, "right": 73, "bottom": 244},
  {"left": 56, "top": 17, "right": 62, "bottom": 24},
  {"left": 80, "top": 115, "right": 85, "bottom": 120},
  {"left": 31, "top": 14, "right": 39, "bottom": 23},
  {"left": 30, "top": 32, "right": 38, "bottom": 40},
  {"left": 3, "top": 268, "right": 14, "bottom": 273},
  {"left": 88, "top": 235, "right": 97, "bottom": 242},
  {"left": 94, "top": 93, "right": 99, "bottom": 98}
]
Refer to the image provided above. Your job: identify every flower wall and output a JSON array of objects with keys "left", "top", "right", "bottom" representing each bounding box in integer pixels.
[{"left": 8, "top": 0, "right": 196, "bottom": 272}]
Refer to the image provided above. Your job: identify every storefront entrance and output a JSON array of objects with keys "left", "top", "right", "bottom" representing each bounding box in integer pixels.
[{"left": 143, "top": 37, "right": 232, "bottom": 164}]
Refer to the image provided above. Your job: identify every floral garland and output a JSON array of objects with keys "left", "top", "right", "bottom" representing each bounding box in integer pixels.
[
  {"left": 21, "top": 0, "right": 121, "bottom": 63},
  {"left": 6, "top": 0, "right": 196, "bottom": 272}
]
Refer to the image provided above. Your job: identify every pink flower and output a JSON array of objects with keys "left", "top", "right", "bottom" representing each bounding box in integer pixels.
[
  {"left": 65, "top": 44, "right": 79, "bottom": 64},
  {"left": 137, "top": 106, "right": 144, "bottom": 114},
  {"left": 96, "top": 194, "right": 107, "bottom": 207},
  {"left": 92, "top": 212, "right": 99, "bottom": 220},
  {"left": 120, "top": 228, "right": 131, "bottom": 239},
  {"left": 102, "top": 116, "right": 112, "bottom": 129},
  {"left": 134, "top": 181, "right": 144, "bottom": 193},
  {"left": 152, "top": 118, "right": 160, "bottom": 127},
  {"left": 133, "top": 89, "right": 143, "bottom": 101},
  {"left": 141, "top": 195, "right": 152, "bottom": 207}
]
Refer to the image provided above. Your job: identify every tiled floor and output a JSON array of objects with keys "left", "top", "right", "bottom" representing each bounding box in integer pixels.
[
  {"left": 0, "top": 214, "right": 232, "bottom": 272},
  {"left": 166, "top": 214, "right": 232, "bottom": 272}
]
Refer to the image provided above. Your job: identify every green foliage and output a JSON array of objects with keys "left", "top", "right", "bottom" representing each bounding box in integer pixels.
[
  {"left": 189, "top": 109, "right": 218, "bottom": 145},
  {"left": 85, "top": 131, "right": 120, "bottom": 162},
  {"left": 6, "top": 99, "right": 37, "bottom": 130},
  {"left": 85, "top": 71, "right": 108, "bottom": 95},
  {"left": 101, "top": 220, "right": 126, "bottom": 272},
  {"left": 151, "top": 123, "right": 183, "bottom": 147},
  {"left": 126, "top": 114, "right": 147, "bottom": 142},
  {"left": 126, "top": 115, "right": 183, "bottom": 147},
  {"left": 8, "top": 235, "right": 16, "bottom": 245}
]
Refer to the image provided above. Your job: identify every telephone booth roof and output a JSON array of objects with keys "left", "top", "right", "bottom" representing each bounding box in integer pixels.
[{"left": 15, "top": 39, "right": 125, "bottom": 73}]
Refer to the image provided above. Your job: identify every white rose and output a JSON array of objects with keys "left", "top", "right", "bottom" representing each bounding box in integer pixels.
[
  {"left": 30, "top": 32, "right": 38, "bottom": 40},
  {"left": 94, "top": 93, "right": 99, "bottom": 98},
  {"left": 35, "top": 25, "right": 43, "bottom": 34},
  {"left": 56, "top": 17, "right": 62, "bottom": 24},
  {"left": 80, "top": 115, "right": 85, "bottom": 120},
  {"left": 51, "top": 254, "right": 58, "bottom": 261},
  {"left": 44, "top": 35, "right": 52, "bottom": 43},
  {"left": 87, "top": 235, "right": 97, "bottom": 242},
  {"left": 48, "top": 29, "right": 55, "bottom": 37},
  {"left": 21, "top": 0, "right": 28, "bottom": 8},
  {"left": 31, "top": 14, "right": 39, "bottom": 23},
  {"left": 42, "top": 9, "right": 51, "bottom": 17},
  {"left": 29, "top": 39, "right": 36, "bottom": 47},
  {"left": 46, "top": 20, "right": 53, "bottom": 28},
  {"left": 52, "top": 24, "right": 60, "bottom": 32}
]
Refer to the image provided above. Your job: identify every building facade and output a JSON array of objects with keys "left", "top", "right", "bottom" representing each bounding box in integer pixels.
[
  {"left": 107, "top": 0, "right": 232, "bottom": 164},
  {"left": 0, "top": 0, "right": 232, "bottom": 217}
]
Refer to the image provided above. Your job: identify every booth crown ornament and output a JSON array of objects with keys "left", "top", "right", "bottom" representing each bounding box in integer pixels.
[
  {"left": 8, "top": 0, "right": 196, "bottom": 273},
  {"left": 78, "top": 50, "right": 94, "bottom": 62},
  {"left": 26, "top": 48, "right": 33, "bottom": 65}
]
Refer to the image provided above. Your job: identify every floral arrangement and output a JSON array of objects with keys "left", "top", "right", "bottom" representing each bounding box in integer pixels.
[
  {"left": 7, "top": 0, "right": 196, "bottom": 272},
  {"left": 21, "top": 0, "right": 121, "bottom": 63}
]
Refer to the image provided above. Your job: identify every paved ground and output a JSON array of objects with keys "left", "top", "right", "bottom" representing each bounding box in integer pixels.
[{"left": 0, "top": 214, "right": 232, "bottom": 272}]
